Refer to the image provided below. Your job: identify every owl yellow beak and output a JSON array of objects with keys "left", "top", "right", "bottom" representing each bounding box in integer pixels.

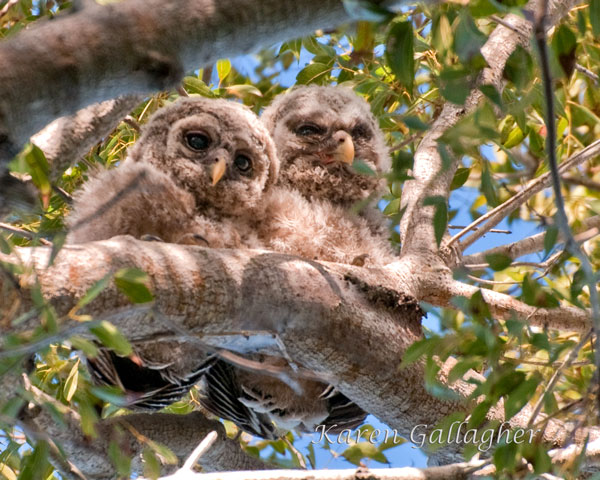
[
  {"left": 211, "top": 157, "right": 227, "bottom": 185},
  {"left": 330, "top": 131, "right": 354, "bottom": 165}
]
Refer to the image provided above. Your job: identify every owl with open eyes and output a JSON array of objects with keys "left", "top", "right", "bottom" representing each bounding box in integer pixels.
[
  {"left": 67, "top": 97, "right": 278, "bottom": 248},
  {"left": 65, "top": 97, "right": 278, "bottom": 422}
]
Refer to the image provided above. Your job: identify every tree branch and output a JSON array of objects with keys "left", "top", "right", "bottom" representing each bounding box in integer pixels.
[
  {"left": 0, "top": 239, "right": 596, "bottom": 455},
  {"left": 22, "top": 378, "right": 269, "bottom": 477},
  {"left": 462, "top": 215, "right": 600, "bottom": 266},
  {"left": 30, "top": 95, "right": 144, "bottom": 179},
  {"left": 446, "top": 138, "right": 600, "bottom": 252}
]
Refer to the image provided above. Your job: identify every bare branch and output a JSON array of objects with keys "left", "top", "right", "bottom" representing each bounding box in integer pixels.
[
  {"left": 463, "top": 215, "right": 600, "bottom": 265},
  {"left": 447, "top": 138, "right": 600, "bottom": 251},
  {"left": 30, "top": 95, "right": 143, "bottom": 178},
  {"left": 575, "top": 63, "right": 599, "bottom": 85}
]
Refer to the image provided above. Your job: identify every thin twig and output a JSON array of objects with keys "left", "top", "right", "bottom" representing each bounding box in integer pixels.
[
  {"left": 0, "top": 0, "right": 19, "bottom": 19},
  {"left": 182, "top": 431, "right": 218, "bottom": 471},
  {"left": 448, "top": 225, "right": 511, "bottom": 234},
  {"left": 446, "top": 139, "right": 600, "bottom": 250},
  {"left": 575, "top": 63, "right": 599, "bottom": 86},
  {"left": 534, "top": 0, "right": 600, "bottom": 415},
  {"left": 0, "top": 222, "right": 52, "bottom": 245},
  {"left": 122, "top": 115, "right": 141, "bottom": 133},
  {"left": 563, "top": 175, "right": 600, "bottom": 191},
  {"left": 52, "top": 185, "right": 73, "bottom": 205},
  {"left": 462, "top": 216, "right": 600, "bottom": 266}
]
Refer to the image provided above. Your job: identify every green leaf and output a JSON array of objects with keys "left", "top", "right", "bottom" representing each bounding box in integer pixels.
[
  {"left": 19, "top": 441, "right": 50, "bottom": 480},
  {"left": 63, "top": 359, "right": 79, "bottom": 402},
  {"left": 342, "top": 442, "right": 388, "bottom": 465},
  {"left": 485, "top": 253, "right": 512, "bottom": 271},
  {"left": 296, "top": 63, "right": 331, "bottom": 85},
  {"left": 551, "top": 25, "right": 577, "bottom": 78},
  {"left": 591, "top": 0, "right": 600, "bottom": 37},
  {"left": 453, "top": 11, "right": 487, "bottom": 68},
  {"left": 352, "top": 159, "right": 376, "bottom": 176},
  {"left": 22, "top": 144, "right": 51, "bottom": 201},
  {"left": 544, "top": 225, "right": 559, "bottom": 254},
  {"left": 109, "top": 440, "right": 132, "bottom": 477},
  {"left": 468, "top": 400, "right": 492, "bottom": 428},
  {"left": 504, "top": 376, "right": 539, "bottom": 419},
  {"left": 383, "top": 198, "right": 401, "bottom": 215},
  {"left": 90, "top": 321, "right": 132, "bottom": 356},
  {"left": 505, "top": 46, "right": 534, "bottom": 90},
  {"left": 142, "top": 448, "right": 161, "bottom": 480},
  {"left": 403, "top": 116, "right": 429, "bottom": 131},
  {"left": 448, "top": 359, "right": 481, "bottom": 383},
  {"left": 481, "top": 164, "right": 499, "bottom": 207},
  {"left": 479, "top": 84, "right": 503, "bottom": 109},
  {"left": 385, "top": 21, "right": 415, "bottom": 92},
  {"left": 90, "top": 385, "right": 127, "bottom": 406},
  {"left": 450, "top": 167, "right": 471, "bottom": 190},
  {"left": 438, "top": 67, "right": 471, "bottom": 105},
  {"left": 114, "top": 268, "right": 154, "bottom": 304},
  {"left": 422, "top": 196, "right": 447, "bottom": 246},
  {"left": 226, "top": 84, "right": 263, "bottom": 98},
  {"left": 75, "top": 272, "right": 112, "bottom": 311},
  {"left": 216, "top": 59, "right": 231, "bottom": 82},
  {"left": 503, "top": 125, "right": 525, "bottom": 149},
  {"left": 400, "top": 338, "right": 436, "bottom": 368},
  {"left": 182, "top": 76, "right": 215, "bottom": 97}
]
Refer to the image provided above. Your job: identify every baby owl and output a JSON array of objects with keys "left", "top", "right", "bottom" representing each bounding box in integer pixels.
[{"left": 66, "top": 97, "right": 278, "bottom": 413}]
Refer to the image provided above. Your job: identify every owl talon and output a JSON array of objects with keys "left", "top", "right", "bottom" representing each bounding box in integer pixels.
[
  {"left": 141, "top": 234, "right": 164, "bottom": 242},
  {"left": 176, "top": 233, "right": 210, "bottom": 246}
]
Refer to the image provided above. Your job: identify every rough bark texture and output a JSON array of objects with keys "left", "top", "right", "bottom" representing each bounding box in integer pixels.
[
  {"left": 22, "top": 389, "right": 269, "bottom": 477},
  {"left": 30, "top": 95, "right": 144, "bottom": 179},
  {"left": 0, "top": 239, "right": 595, "bottom": 463}
]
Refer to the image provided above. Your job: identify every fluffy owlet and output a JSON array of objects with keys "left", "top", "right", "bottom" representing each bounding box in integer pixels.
[
  {"left": 67, "top": 97, "right": 278, "bottom": 248},
  {"left": 261, "top": 85, "right": 390, "bottom": 225},
  {"left": 67, "top": 96, "right": 365, "bottom": 440}
]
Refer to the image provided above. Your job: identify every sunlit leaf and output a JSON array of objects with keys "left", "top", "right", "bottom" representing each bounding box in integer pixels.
[{"left": 385, "top": 21, "right": 414, "bottom": 92}]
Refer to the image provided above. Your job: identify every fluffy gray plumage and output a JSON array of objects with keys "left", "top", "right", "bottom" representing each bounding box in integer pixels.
[
  {"left": 67, "top": 97, "right": 278, "bottom": 248},
  {"left": 262, "top": 85, "right": 390, "bottom": 208}
]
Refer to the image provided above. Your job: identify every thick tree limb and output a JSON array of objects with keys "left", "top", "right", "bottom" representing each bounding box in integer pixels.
[
  {"left": 0, "top": 0, "right": 353, "bottom": 165},
  {"left": 30, "top": 95, "right": 144, "bottom": 179},
  {"left": 0, "top": 239, "right": 596, "bottom": 451}
]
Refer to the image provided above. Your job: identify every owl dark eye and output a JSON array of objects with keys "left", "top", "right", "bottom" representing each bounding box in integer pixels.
[
  {"left": 185, "top": 132, "right": 211, "bottom": 151},
  {"left": 234, "top": 154, "right": 252, "bottom": 174},
  {"left": 351, "top": 124, "right": 371, "bottom": 139},
  {"left": 295, "top": 124, "right": 323, "bottom": 136}
]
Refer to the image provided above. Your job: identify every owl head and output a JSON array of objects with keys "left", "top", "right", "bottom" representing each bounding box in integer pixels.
[
  {"left": 261, "top": 85, "right": 390, "bottom": 206},
  {"left": 129, "top": 97, "right": 279, "bottom": 217}
]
